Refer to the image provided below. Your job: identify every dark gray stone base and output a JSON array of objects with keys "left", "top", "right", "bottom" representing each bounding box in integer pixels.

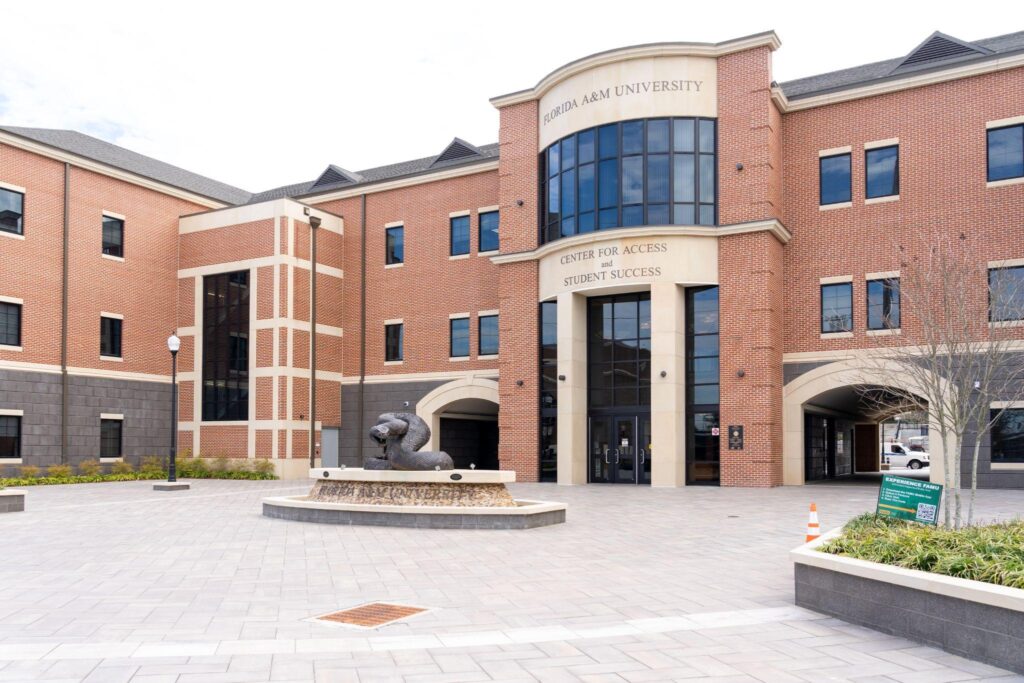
[
  {"left": 795, "top": 563, "right": 1024, "bottom": 674},
  {"left": 153, "top": 482, "right": 190, "bottom": 491},
  {"left": 0, "top": 491, "right": 25, "bottom": 513},
  {"left": 262, "top": 501, "right": 565, "bottom": 529}
]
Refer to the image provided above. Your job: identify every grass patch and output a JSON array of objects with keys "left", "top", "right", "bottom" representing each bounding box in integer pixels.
[{"left": 819, "top": 513, "right": 1024, "bottom": 589}]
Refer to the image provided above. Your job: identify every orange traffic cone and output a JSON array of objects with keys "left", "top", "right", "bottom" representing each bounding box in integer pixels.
[{"left": 805, "top": 503, "right": 820, "bottom": 543}]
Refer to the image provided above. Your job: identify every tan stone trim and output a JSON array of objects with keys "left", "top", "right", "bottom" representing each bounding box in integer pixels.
[
  {"left": 990, "top": 319, "right": 1024, "bottom": 329},
  {"left": 865, "top": 270, "right": 900, "bottom": 280},
  {"left": 449, "top": 356, "right": 470, "bottom": 362},
  {"left": 449, "top": 253, "right": 470, "bottom": 261},
  {"left": 492, "top": 220, "right": 790, "bottom": 265},
  {"left": 992, "top": 400, "right": 1024, "bottom": 409},
  {"left": 384, "top": 262, "right": 404, "bottom": 269},
  {"left": 477, "top": 354, "right": 499, "bottom": 360},
  {"left": 864, "top": 138, "right": 899, "bottom": 150},
  {"left": 865, "top": 195, "right": 899, "bottom": 205},
  {"left": 304, "top": 160, "right": 499, "bottom": 204},
  {"left": 102, "top": 209, "right": 126, "bottom": 221},
  {"left": 819, "top": 146, "right": 852, "bottom": 157},
  {"left": 477, "top": 205, "right": 500, "bottom": 214},
  {"left": 819, "top": 275, "right": 852, "bottom": 285},
  {"left": 0, "top": 408, "right": 24, "bottom": 417},
  {"left": 0, "top": 295, "right": 24, "bottom": 305},
  {"left": 0, "top": 231, "right": 25, "bottom": 242},
  {"left": 990, "top": 462, "right": 1024, "bottom": 471},
  {"left": 774, "top": 52, "right": 1024, "bottom": 113},
  {"left": 99, "top": 355, "right": 124, "bottom": 363},
  {"left": 0, "top": 345, "right": 23, "bottom": 352},
  {"left": 176, "top": 326, "right": 197, "bottom": 337},
  {"left": 449, "top": 312, "right": 470, "bottom": 320},
  {"left": 383, "top": 318, "right": 403, "bottom": 326},
  {"left": 0, "top": 130, "right": 226, "bottom": 209},
  {"left": 100, "top": 311, "right": 124, "bottom": 320},
  {"left": 100, "top": 413, "right": 124, "bottom": 420},
  {"left": 988, "top": 258, "right": 1024, "bottom": 269},
  {"left": 820, "top": 331, "right": 854, "bottom": 340},
  {"left": 384, "top": 220, "right": 404, "bottom": 228},
  {"left": 987, "top": 115, "right": 1024, "bottom": 129},
  {"left": 179, "top": 198, "right": 343, "bottom": 236},
  {"left": 866, "top": 328, "right": 901, "bottom": 337},
  {"left": 0, "top": 180, "right": 26, "bottom": 194},
  {"left": 819, "top": 201, "right": 852, "bottom": 211},
  {"left": 449, "top": 209, "right": 471, "bottom": 218},
  {"left": 477, "top": 309, "right": 499, "bottom": 317},
  {"left": 67, "top": 366, "right": 171, "bottom": 383},
  {"left": 177, "top": 255, "right": 342, "bottom": 280},
  {"left": 340, "top": 369, "right": 499, "bottom": 386},
  {"left": 478, "top": 250, "right": 499, "bottom": 257},
  {"left": 383, "top": 360, "right": 404, "bottom": 367},
  {"left": 987, "top": 176, "right": 1024, "bottom": 189},
  {"left": 101, "top": 253, "right": 126, "bottom": 263},
  {"left": 490, "top": 33, "right": 781, "bottom": 107},
  {"left": 783, "top": 340, "right": 1024, "bottom": 364}
]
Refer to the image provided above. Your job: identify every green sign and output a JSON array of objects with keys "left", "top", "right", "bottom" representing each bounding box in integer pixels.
[{"left": 876, "top": 475, "right": 943, "bottom": 525}]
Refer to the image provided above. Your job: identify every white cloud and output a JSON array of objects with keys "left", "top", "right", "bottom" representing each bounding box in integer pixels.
[{"left": 0, "top": 0, "right": 1014, "bottom": 192}]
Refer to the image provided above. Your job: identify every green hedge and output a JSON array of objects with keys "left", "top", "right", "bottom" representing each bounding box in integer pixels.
[
  {"left": 0, "top": 456, "right": 277, "bottom": 488},
  {"left": 819, "top": 513, "right": 1024, "bottom": 589}
]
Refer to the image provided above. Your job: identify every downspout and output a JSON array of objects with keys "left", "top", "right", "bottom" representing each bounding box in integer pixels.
[
  {"left": 357, "top": 193, "right": 367, "bottom": 465},
  {"left": 60, "top": 163, "right": 70, "bottom": 465}
]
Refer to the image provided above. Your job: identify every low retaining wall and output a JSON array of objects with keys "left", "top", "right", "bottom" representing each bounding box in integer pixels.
[
  {"left": 793, "top": 530, "right": 1024, "bottom": 674},
  {"left": 0, "top": 489, "right": 25, "bottom": 513}
]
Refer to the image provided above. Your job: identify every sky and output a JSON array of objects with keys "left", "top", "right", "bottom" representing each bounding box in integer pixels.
[{"left": 0, "top": 1, "right": 1020, "bottom": 193}]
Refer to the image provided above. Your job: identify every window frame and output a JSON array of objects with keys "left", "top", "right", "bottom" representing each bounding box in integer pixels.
[
  {"left": 384, "top": 322, "right": 404, "bottom": 362},
  {"left": 100, "top": 316, "right": 123, "bottom": 358},
  {"left": 201, "top": 270, "right": 250, "bottom": 422},
  {"left": 449, "top": 215, "right": 470, "bottom": 256},
  {"left": 987, "top": 124, "right": 1024, "bottom": 183},
  {"left": 866, "top": 277, "right": 900, "bottom": 330},
  {"left": 990, "top": 408, "right": 1024, "bottom": 463},
  {"left": 449, "top": 317, "right": 470, "bottom": 358},
  {"left": 987, "top": 264, "right": 1019, "bottom": 323},
  {"left": 864, "top": 145, "right": 899, "bottom": 199},
  {"left": 0, "top": 186, "right": 25, "bottom": 236},
  {"left": 821, "top": 282, "right": 854, "bottom": 334},
  {"left": 100, "top": 418, "right": 123, "bottom": 459},
  {"left": 0, "top": 415, "right": 20, "bottom": 459},
  {"left": 102, "top": 214, "right": 125, "bottom": 258},
  {"left": 478, "top": 210, "right": 500, "bottom": 253},
  {"left": 478, "top": 314, "right": 499, "bottom": 356},
  {"left": 0, "top": 301, "right": 22, "bottom": 347},
  {"left": 819, "top": 153, "right": 852, "bottom": 206},
  {"left": 385, "top": 225, "right": 404, "bottom": 265}
]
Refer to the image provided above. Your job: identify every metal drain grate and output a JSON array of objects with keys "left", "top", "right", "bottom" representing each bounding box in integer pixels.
[{"left": 314, "top": 602, "right": 428, "bottom": 629}]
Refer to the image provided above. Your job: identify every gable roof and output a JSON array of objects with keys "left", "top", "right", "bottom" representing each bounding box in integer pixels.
[
  {"left": 430, "top": 137, "right": 484, "bottom": 167},
  {"left": 310, "top": 164, "right": 363, "bottom": 190},
  {"left": 0, "top": 126, "right": 252, "bottom": 205},
  {"left": 779, "top": 30, "right": 1024, "bottom": 100}
]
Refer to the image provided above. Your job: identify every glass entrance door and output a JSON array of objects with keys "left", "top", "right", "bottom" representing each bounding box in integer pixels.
[{"left": 589, "top": 414, "right": 650, "bottom": 484}]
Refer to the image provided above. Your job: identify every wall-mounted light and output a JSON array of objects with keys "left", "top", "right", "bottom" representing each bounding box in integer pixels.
[
  {"left": 516, "top": 199, "right": 524, "bottom": 207},
  {"left": 402, "top": 401, "right": 410, "bottom": 408},
  {"left": 660, "top": 370, "right": 667, "bottom": 378},
  {"left": 516, "top": 379, "right": 524, "bottom": 387},
  {"left": 737, "top": 369, "right": 746, "bottom": 378},
  {"left": 557, "top": 374, "right": 566, "bottom": 381},
  {"left": 736, "top": 162, "right": 744, "bottom": 171}
]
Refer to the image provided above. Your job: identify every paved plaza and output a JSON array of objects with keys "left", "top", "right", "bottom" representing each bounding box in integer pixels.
[{"left": 1, "top": 480, "right": 1022, "bottom": 683}]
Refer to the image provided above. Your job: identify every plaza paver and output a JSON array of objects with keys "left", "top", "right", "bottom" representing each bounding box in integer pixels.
[{"left": 0, "top": 479, "right": 1022, "bottom": 682}]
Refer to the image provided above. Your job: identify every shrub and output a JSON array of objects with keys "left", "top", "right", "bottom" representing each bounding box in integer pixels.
[
  {"left": 139, "top": 456, "right": 164, "bottom": 477},
  {"left": 210, "top": 455, "right": 230, "bottom": 472},
  {"left": 78, "top": 459, "right": 101, "bottom": 477},
  {"left": 178, "top": 456, "right": 210, "bottom": 478},
  {"left": 48, "top": 464, "right": 73, "bottom": 478},
  {"left": 110, "top": 461, "right": 134, "bottom": 475},
  {"left": 820, "top": 513, "right": 1024, "bottom": 589},
  {"left": 251, "top": 459, "right": 276, "bottom": 476},
  {"left": 19, "top": 465, "right": 40, "bottom": 478}
]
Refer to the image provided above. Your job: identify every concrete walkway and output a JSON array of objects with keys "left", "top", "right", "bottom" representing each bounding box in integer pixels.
[{"left": 0, "top": 479, "right": 1022, "bottom": 682}]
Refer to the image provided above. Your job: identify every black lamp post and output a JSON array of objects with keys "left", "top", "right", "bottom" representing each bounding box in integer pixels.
[
  {"left": 309, "top": 214, "right": 321, "bottom": 469},
  {"left": 167, "top": 333, "right": 180, "bottom": 483}
]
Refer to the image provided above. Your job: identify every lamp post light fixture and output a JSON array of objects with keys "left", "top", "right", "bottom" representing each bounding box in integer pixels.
[
  {"left": 309, "top": 214, "right": 321, "bottom": 469},
  {"left": 155, "top": 333, "right": 189, "bottom": 491}
]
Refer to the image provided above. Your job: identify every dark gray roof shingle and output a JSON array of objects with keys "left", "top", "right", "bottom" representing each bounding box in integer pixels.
[
  {"left": 0, "top": 126, "right": 252, "bottom": 205},
  {"left": 779, "top": 30, "right": 1024, "bottom": 100}
]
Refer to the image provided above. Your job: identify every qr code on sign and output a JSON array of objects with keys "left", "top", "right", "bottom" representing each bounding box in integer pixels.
[{"left": 916, "top": 503, "right": 937, "bottom": 523}]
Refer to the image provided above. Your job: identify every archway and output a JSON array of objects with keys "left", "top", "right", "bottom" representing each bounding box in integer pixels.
[
  {"left": 416, "top": 377, "right": 500, "bottom": 469},
  {"left": 783, "top": 357, "right": 949, "bottom": 485}
]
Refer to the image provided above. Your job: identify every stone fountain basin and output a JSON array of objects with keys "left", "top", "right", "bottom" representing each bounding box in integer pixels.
[{"left": 262, "top": 468, "right": 566, "bottom": 529}]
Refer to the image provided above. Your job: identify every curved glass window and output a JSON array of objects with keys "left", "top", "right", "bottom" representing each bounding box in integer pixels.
[{"left": 541, "top": 117, "right": 716, "bottom": 243}]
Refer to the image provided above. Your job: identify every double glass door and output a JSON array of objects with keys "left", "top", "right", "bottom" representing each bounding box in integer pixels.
[{"left": 589, "top": 414, "right": 651, "bottom": 484}]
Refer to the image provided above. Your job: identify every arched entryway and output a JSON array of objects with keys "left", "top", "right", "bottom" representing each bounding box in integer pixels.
[
  {"left": 416, "top": 377, "right": 500, "bottom": 470},
  {"left": 783, "top": 358, "right": 949, "bottom": 485}
]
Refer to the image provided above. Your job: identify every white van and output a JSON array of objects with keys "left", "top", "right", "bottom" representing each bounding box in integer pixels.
[{"left": 882, "top": 442, "right": 929, "bottom": 470}]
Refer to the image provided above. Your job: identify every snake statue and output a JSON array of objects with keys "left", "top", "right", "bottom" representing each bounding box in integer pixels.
[{"left": 365, "top": 412, "right": 455, "bottom": 470}]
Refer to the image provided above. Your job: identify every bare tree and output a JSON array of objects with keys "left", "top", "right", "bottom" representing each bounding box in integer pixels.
[{"left": 856, "top": 231, "right": 1024, "bottom": 528}]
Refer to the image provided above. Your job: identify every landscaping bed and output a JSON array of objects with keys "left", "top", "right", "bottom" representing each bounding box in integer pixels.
[
  {"left": 793, "top": 514, "right": 1024, "bottom": 674},
  {"left": 0, "top": 456, "right": 277, "bottom": 488}
]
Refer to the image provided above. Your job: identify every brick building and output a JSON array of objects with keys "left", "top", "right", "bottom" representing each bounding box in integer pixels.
[{"left": 2, "top": 30, "right": 1023, "bottom": 486}]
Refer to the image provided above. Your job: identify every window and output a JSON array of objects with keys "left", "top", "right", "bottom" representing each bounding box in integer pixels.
[
  {"left": 0, "top": 302, "right": 21, "bottom": 347},
  {"left": 540, "top": 117, "right": 716, "bottom": 243},
  {"left": 867, "top": 278, "right": 900, "bottom": 330},
  {"left": 385, "top": 323, "right": 403, "bottom": 362},
  {"left": 991, "top": 408, "right": 1024, "bottom": 463},
  {"left": 450, "top": 215, "right": 470, "bottom": 256},
  {"left": 686, "top": 286, "right": 720, "bottom": 484},
  {"left": 820, "top": 153, "right": 852, "bottom": 205},
  {"left": 479, "top": 314, "right": 499, "bottom": 356},
  {"left": 479, "top": 211, "right": 499, "bottom": 252},
  {"left": 0, "top": 187, "right": 24, "bottom": 235},
  {"left": 102, "top": 215, "right": 124, "bottom": 257},
  {"left": 450, "top": 317, "right": 470, "bottom": 357},
  {"left": 539, "top": 301, "right": 558, "bottom": 482},
  {"left": 587, "top": 293, "right": 651, "bottom": 408},
  {"left": 0, "top": 416, "right": 19, "bottom": 459},
  {"left": 821, "top": 283, "right": 853, "bottom": 333},
  {"left": 100, "top": 316, "right": 122, "bottom": 358},
  {"left": 865, "top": 146, "right": 899, "bottom": 199},
  {"left": 988, "top": 125, "right": 1024, "bottom": 182},
  {"left": 100, "top": 419, "right": 122, "bottom": 458},
  {"left": 990, "top": 266, "right": 1024, "bottom": 322},
  {"left": 202, "top": 271, "right": 249, "bottom": 421},
  {"left": 385, "top": 226, "right": 404, "bottom": 265}
]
